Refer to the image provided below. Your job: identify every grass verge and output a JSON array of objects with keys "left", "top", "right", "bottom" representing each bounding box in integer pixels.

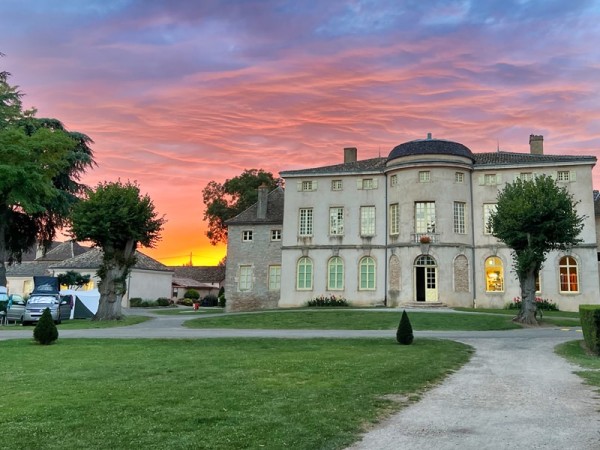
[
  {"left": 0, "top": 338, "right": 472, "bottom": 449},
  {"left": 185, "top": 310, "right": 521, "bottom": 330},
  {"left": 453, "top": 308, "right": 581, "bottom": 327},
  {"left": 0, "top": 315, "right": 151, "bottom": 331},
  {"left": 555, "top": 340, "right": 600, "bottom": 390}
]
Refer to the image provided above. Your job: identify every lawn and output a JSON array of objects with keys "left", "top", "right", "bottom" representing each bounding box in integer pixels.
[
  {"left": 0, "top": 338, "right": 472, "bottom": 449},
  {"left": 185, "top": 310, "right": 522, "bottom": 331},
  {"left": 453, "top": 308, "right": 581, "bottom": 327},
  {"left": 555, "top": 340, "right": 600, "bottom": 389},
  {"left": 0, "top": 315, "right": 151, "bottom": 331}
]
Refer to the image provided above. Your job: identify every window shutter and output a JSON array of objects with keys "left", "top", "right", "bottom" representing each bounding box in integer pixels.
[
  {"left": 297, "top": 181, "right": 302, "bottom": 191},
  {"left": 478, "top": 175, "right": 485, "bottom": 185},
  {"left": 570, "top": 171, "right": 577, "bottom": 181},
  {"left": 356, "top": 179, "right": 363, "bottom": 189},
  {"left": 313, "top": 180, "right": 318, "bottom": 190},
  {"left": 372, "top": 179, "right": 378, "bottom": 189},
  {"left": 496, "top": 174, "right": 502, "bottom": 184}
]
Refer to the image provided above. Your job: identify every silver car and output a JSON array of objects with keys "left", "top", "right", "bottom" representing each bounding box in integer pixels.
[
  {"left": 22, "top": 295, "right": 71, "bottom": 325},
  {"left": 6, "top": 294, "right": 26, "bottom": 324}
]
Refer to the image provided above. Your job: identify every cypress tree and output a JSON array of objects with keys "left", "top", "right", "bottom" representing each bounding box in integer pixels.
[
  {"left": 33, "top": 308, "right": 59, "bottom": 345},
  {"left": 396, "top": 310, "right": 414, "bottom": 345}
]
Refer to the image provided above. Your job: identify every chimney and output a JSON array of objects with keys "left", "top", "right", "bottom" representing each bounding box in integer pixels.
[
  {"left": 257, "top": 184, "right": 269, "bottom": 219},
  {"left": 344, "top": 147, "right": 357, "bottom": 163},
  {"left": 529, "top": 135, "right": 543, "bottom": 155}
]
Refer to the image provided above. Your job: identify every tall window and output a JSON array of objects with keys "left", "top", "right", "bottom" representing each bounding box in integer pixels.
[
  {"left": 483, "top": 204, "right": 497, "bottom": 234},
  {"left": 239, "top": 265, "right": 253, "bottom": 291},
  {"left": 419, "top": 171, "right": 431, "bottom": 182},
  {"left": 268, "top": 265, "right": 281, "bottom": 291},
  {"left": 327, "top": 257, "right": 344, "bottom": 290},
  {"left": 359, "top": 257, "right": 376, "bottom": 290},
  {"left": 390, "top": 174, "right": 398, "bottom": 187},
  {"left": 415, "top": 202, "right": 436, "bottom": 233},
  {"left": 360, "top": 206, "right": 376, "bottom": 236},
  {"left": 329, "top": 207, "right": 344, "bottom": 235},
  {"left": 297, "top": 257, "right": 313, "bottom": 290},
  {"left": 453, "top": 202, "right": 466, "bottom": 234},
  {"left": 559, "top": 256, "right": 579, "bottom": 292},
  {"left": 485, "top": 257, "right": 504, "bottom": 292},
  {"left": 389, "top": 203, "right": 400, "bottom": 235},
  {"left": 299, "top": 208, "right": 313, "bottom": 236}
]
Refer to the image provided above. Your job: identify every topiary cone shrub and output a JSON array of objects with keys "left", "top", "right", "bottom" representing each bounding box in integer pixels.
[
  {"left": 396, "top": 310, "right": 414, "bottom": 345},
  {"left": 33, "top": 308, "right": 59, "bottom": 345}
]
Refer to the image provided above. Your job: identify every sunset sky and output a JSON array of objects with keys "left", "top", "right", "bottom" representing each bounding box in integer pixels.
[{"left": 1, "top": 0, "right": 599, "bottom": 266}]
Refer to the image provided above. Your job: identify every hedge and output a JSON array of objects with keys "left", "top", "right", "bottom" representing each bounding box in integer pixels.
[{"left": 579, "top": 305, "right": 600, "bottom": 355}]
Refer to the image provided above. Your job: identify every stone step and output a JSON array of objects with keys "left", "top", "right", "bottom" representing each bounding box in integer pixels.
[{"left": 401, "top": 302, "right": 447, "bottom": 309}]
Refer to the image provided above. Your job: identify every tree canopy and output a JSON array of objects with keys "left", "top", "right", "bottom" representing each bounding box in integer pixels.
[
  {"left": 70, "top": 180, "right": 165, "bottom": 320},
  {"left": 202, "top": 169, "right": 281, "bottom": 245},
  {"left": 0, "top": 62, "right": 94, "bottom": 286},
  {"left": 57, "top": 270, "right": 91, "bottom": 290},
  {"left": 491, "top": 175, "right": 584, "bottom": 324}
]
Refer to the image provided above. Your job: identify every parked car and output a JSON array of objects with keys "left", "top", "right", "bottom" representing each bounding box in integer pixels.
[
  {"left": 6, "top": 294, "right": 26, "bottom": 324},
  {"left": 22, "top": 294, "right": 71, "bottom": 325}
]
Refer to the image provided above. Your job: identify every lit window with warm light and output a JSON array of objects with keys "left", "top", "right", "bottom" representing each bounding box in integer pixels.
[{"left": 485, "top": 256, "right": 504, "bottom": 292}]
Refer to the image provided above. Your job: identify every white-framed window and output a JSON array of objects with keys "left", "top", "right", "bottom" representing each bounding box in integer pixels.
[
  {"left": 331, "top": 179, "right": 343, "bottom": 191},
  {"left": 485, "top": 257, "right": 504, "bottom": 292},
  {"left": 390, "top": 174, "right": 398, "bottom": 187},
  {"left": 483, "top": 203, "right": 497, "bottom": 235},
  {"left": 415, "top": 202, "right": 436, "bottom": 233},
  {"left": 518, "top": 172, "right": 533, "bottom": 181},
  {"left": 271, "top": 229, "right": 281, "bottom": 241},
  {"left": 455, "top": 172, "right": 464, "bottom": 183},
  {"left": 484, "top": 174, "right": 498, "bottom": 185},
  {"left": 268, "top": 265, "right": 281, "bottom": 291},
  {"left": 329, "top": 207, "right": 344, "bottom": 236},
  {"left": 389, "top": 203, "right": 399, "bottom": 235},
  {"left": 557, "top": 171, "right": 571, "bottom": 182},
  {"left": 327, "top": 257, "right": 344, "bottom": 290},
  {"left": 357, "top": 178, "right": 378, "bottom": 190},
  {"left": 296, "top": 257, "right": 313, "bottom": 290},
  {"left": 559, "top": 256, "right": 579, "bottom": 293},
  {"left": 239, "top": 265, "right": 253, "bottom": 291},
  {"left": 299, "top": 208, "right": 313, "bottom": 236},
  {"left": 453, "top": 202, "right": 466, "bottom": 234},
  {"left": 419, "top": 171, "right": 431, "bottom": 183},
  {"left": 359, "top": 256, "right": 376, "bottom": 290},
  {"left": 301, "top": 180, "right": 315, "bottom": 191},
  {"left": 242, "top": 230, "right": 253, "bottom": 242},
  {"left": 360, "top": 206, "right": 376, "bottom": 236}
]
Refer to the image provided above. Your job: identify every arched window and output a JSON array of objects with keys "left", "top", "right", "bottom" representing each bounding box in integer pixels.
[
  {"left": 327, "top": 257, "right": 344, "bottom": 290},
  {"left": 485, "top": 256, "right": 504, "bottom": 292},
  {"left": 359, "top": 256, "right": 376, "bottom": 290},
  {"left": 297, "top": 257, "right": 313, "bottom": 290},
  {"left": 559, "top": 256, "right": 579, "bottom": 293}
]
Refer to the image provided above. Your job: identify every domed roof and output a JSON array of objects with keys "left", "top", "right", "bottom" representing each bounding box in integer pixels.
[{"left": 388, "top": 138, "right": 474, "bottom": 162}]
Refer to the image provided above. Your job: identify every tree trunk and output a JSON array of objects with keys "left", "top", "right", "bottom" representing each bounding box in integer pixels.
[
  {"left": 0, "top": 220, "right": 7, "bottom": 287},
  {"left": 93, "top": 241, "right": 136, "bottom": 321},
  {"left": 513, "top": 267, "right": 538, "bottom": 325}
]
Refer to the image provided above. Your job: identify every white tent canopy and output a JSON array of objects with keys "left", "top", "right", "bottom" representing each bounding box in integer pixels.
[{"left": 60, "top": 289, "right": 100, "bottom": 319}]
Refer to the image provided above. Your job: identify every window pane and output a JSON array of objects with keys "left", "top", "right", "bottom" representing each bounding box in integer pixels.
[
  {"left": 453, "top": 202, "right": 465, "bottom": 234},
  {"left": 359, "top": 257, "right": 375, "bottom": 290},
  {"left": 485, "top": 257, "right": 504, "bottom": 292},
  {"left": 327, "top": 257, "right": 344, "bottom": 290},
  {"left": 269, "top": 266, "right": 281, "bottom": 290},
  {"left": 483, "top": 204, "right": 496, "bottom": 234},
  {"left": 299, "top": 208, "right": 313, "bottom": 236},
  {"left": 329, "top": 207, "right": 344, "bottom": 235},
  {"left": 360, "top": 206, "right": 376, "bottom": 236},
  {"left": 389, "top": 203, "right": 399, "bottom": 235},
  {"left": 239, "top": 266, "right": 252, "bottom": 291},
  {"left": 297, "top": 257, "right": 313, "bottom": 290},
  {"left": 415, "top": 202, "right": 435, "bottom": 233},
  {"left": 559, "top": 256, "right": 578, "bottom": 292}
]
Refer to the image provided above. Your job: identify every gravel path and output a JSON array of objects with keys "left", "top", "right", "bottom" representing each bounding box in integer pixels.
[{"left": 1, "top": 309, "right": 598, "bottom": 449}]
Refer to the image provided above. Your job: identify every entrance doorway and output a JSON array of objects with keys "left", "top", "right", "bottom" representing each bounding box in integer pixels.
[{"left": 414, "top": 255, "right": 438, "bottom": 302}]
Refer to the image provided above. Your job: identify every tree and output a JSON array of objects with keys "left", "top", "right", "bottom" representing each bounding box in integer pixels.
[
  {"left": 396, "top": 310, "right": 414, "bottom": 345},
  {"left": 57, "top": 270, "right": 91, "bottom": 290},
  {"left": 69, "top": 181, "right": 165, "bottom": 320},
  {"left": 490, "top": 175, "right": 584, "bottom": 325},
  {"left": 0, "top": 62, "right": 94, "bottom": 286},
  {"left": 33, "top": 308, "right": 58, "bottom": 345},
  {"left": 202, "top": 169, "right": 280, "bottom": 245}
]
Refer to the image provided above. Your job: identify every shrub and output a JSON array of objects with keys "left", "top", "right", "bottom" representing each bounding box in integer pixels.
[
  {"left": 156, "top": 297, "right": 170, "bottom": 307},
  {"left": 140, "top": 300, "right": 155, "bottom": 307},
  {"left": 396, "top": 310, "right": 414, "bottom": 345},
  {"left": 33, "top": 308, "right": 59, "bottom": 345},
  {"left": 307, "top": 295, "right": 348, "bottom": 307},
  {"left": 129, "top": 297, "right": 143, "bottom": 307},
  {"left": 506, "top": 296, "right": 558, "bottom": 311},
  {"left": 177, "top": 298, "right": 193, "bottom": 307},
  {"left": 218, "top": 287, "right": 226, "bottom": 308},
  {"left": 579, "top": 305, "right": 600, "bottom": 355},
  {"left": 184, "top": 289, "right": 200, "bottom": 300},
  {"left": 202, "top": 294, "right": 219, "bottom": 307}
]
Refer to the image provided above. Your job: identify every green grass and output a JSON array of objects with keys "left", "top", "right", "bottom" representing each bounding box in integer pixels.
[
  {"left": 149, "top": 307, "right": 225, "bottom": 315},
  {"left": 453, "top": 308, "right": 581, "bottom": 327},
  {"left": 0, "top": 338, "right": 472, "bottom": 449},
  {"left": 555, "top": 340, "right": 600, "bottom": 390},
  {"left": 0, "top": 315, "right": 151, "bottom": 331},
  {"left": 185, "top": 310, "right": 521, "bottom": 331}
]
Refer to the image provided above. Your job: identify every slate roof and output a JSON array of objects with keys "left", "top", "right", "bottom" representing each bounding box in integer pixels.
[
  {"left": 280, "top": 157, "right": 386, "bottom": 177},
  {"left": 226, "top": 186, "right": 285, "bottom": 225},
  {"left": 388, "top": 139, "right": 474, "bottom": 161},
  {"left": 36, "top": 240, "right": 90, "bottom": 261},
  {"left": 169, "top": 266, "right": 225, "bottom": 283},
  {"left": 473, "top": 152, "right": 596, "bottom": 166},
  {"left": 50, "top": 248, "right": 172, "bottom": 272},
  {"left": 6, "top": 261, "right": 55, "bottom": 277}
]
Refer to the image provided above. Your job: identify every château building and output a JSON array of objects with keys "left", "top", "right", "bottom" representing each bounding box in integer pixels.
[{"left": 225, "top": 135, "right": 599, "bottom": 312}]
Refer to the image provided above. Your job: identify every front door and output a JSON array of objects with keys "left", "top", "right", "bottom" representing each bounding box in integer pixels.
[{"left": 414, "top": 255, "right": 438, "bottom": 302}]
